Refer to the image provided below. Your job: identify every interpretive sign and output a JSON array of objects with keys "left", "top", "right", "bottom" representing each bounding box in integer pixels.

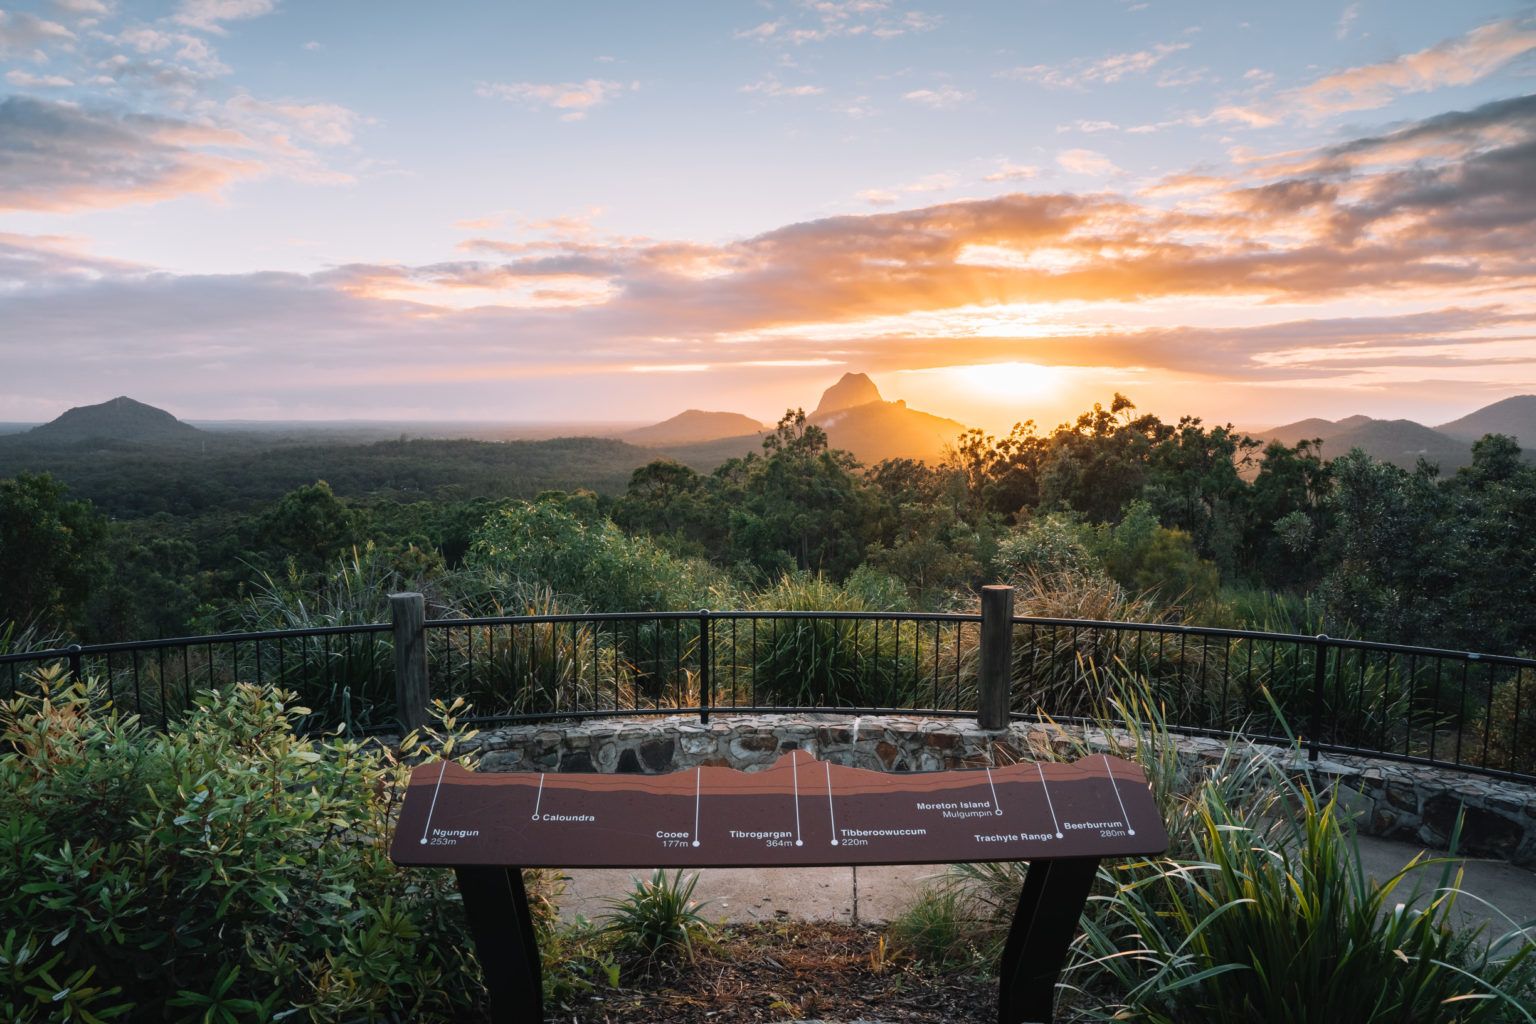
[
  {"left": 390, "top": 751, "right": 1168, "bottom": 1024},
  {"left": 391, "top": 751, "right": 1163, "bottom": 868}
]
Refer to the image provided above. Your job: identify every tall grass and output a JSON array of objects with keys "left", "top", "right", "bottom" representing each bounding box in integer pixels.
[
  {"left": 930, "top": 677, "right": 1536, "bottom": 1022},
  {"left": 718, "top": 573, "right": 967, "bottom": 709}
]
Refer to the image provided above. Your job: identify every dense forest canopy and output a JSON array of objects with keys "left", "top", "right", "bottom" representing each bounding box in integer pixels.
[{"left": 1, "top": 396, "right": 1533, "bottom": 660}]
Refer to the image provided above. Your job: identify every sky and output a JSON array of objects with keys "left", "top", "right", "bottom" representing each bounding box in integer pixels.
[{"left": 3, "top": 0, "right": 1536, "bottom": 433}]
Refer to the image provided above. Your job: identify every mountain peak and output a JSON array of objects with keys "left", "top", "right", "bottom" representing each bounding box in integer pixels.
[
  {"left": 813, "top": 372, "right": 883, "bottom": 417},
  {"left": 1436, "top": 394, "right": 1536, "bottom": 444},
  {"left": 29, "top": 396, "right": 200, "bottom": 443},
  {"left": 622, "top": 409, "right": 764, "bottom": 446}
]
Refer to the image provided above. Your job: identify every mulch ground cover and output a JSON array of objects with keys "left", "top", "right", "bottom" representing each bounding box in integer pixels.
[{"left": 547, "top": 921, "right": 996, "bottom": 1023}]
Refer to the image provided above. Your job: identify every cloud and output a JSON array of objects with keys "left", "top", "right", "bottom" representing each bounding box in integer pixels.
[
  {"left": 902, "top": 85, "right": 973, "bottom": 108},
  {"left": 1001, "top": 41, "right": 1190, "bottom": 88},
  {"left": 856, "top": 171, "right": 959, "bottom": 205},
  {"left": 0, "top": 231, "right": 144, "bottom": 288},
  {"left": 226, "top": 93, "right": 362, "bottom": 146},
  {"left": 1056, "top": 148, "right": 1121, "bottom": 175},
  {"left": 737, "top": 2, "right": 940, "bottom": 45},
  {"left": 1295, "top": 17, "right": 1536, "bottom": 117},
  {"left": 741, "top": 76, "right": 824, "bottom": 97},
  {"left": 0, "top": 10, "right": 75, "bottom": 56},
  {"left": 0, "top": 96, "right": 263, "bottom": 212},
  {"left": 0, "top": 92, "right": 362, "bottom": 212},
  {"left": 6, "top": 69, "right": 74, "bottom": 87},
  {"left": 8, "top": 93, "right": 1536, "bottom": 414},
  {"left": 1214, "top": 18, "right": 1536, "bottom": 128},
  {"left": 1059, "top": 119, "right": 1120, "bottom": 133},
  {"left": 1336, "top": 2, "right": 1360, "bottom": 40},
  {"left": 476, "top": 78, "right": 635, "bottom": 120},
  {"left": 983, "top": 162, "right": 1039, "bottom": 182},
  {"left": 172, "top": 0, "right": 277, "bottom": 34}
]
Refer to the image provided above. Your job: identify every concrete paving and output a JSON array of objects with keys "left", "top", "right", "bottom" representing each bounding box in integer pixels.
[
  {"left": 1355, "top": 834, "right": 1536, "bottom": 940},
  {"left": 560, "top": 835, "right": 1536, "bottom": 939}
]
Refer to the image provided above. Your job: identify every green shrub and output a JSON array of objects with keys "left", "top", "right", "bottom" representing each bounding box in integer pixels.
[
  {"left": 468, "top": 495, "right": 731, "bottom": 613},
  {"left": 993, "top": 512, "right": 1100, "bottom": 582},
  {"left": 0, "top": 670, "right": 486, "bottom": 1022},
  {"left": 601, "top": 869, "right": 711, "bottom": 968}
]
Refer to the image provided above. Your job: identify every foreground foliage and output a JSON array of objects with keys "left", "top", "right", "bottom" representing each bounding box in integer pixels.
[
  {"left": 0, "top": 672, "right": 486, "bottom": 1023},
  {"left": 922, "top": 685, "right": 1536, "bottom": 1023}
]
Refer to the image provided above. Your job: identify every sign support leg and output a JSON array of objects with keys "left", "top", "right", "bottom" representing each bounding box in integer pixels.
[
  {"left": 454, "top": 866, "right": 543, "bottom": 1023},
  {"left": 997, "top": 856, "right": 1100, "bottom": 1024}
]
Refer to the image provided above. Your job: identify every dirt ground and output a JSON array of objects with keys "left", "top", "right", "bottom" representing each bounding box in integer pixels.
[{"left": 545, "top": 922, "right": 994, "bottom": 1023}]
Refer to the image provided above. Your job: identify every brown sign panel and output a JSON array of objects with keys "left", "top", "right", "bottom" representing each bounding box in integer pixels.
[{"left": 390, "top": 752, "right": 1167, "bottom": 869}]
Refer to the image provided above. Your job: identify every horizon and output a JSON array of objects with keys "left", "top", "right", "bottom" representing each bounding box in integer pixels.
[
  {"left": 11, "top": 379, "right": 1536, "bottom": 438},
  {"left": 4, "top": 2, "right": 1536, "bottom": 432}
]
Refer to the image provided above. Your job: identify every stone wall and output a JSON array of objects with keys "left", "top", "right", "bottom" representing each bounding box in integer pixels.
[{"left": 465, "top": 713, "right": 1536, "bottom": 866}]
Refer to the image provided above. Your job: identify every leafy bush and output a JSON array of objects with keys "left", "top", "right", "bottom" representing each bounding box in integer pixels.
[
  {"left": 468, "top": 494, "right": 732, "bottom": 613},
  {"left": 601, "top": 869, "right": 712, "bottom": 968},
  {"left": 0, "top": 670, "right": 486, "bottom": 1022},
  {"left": 993, "top": 512, "right": 1100, "bottom": 582},
  {"left": 1090, "top": 500, "right": 1220, "bottom": 614}
]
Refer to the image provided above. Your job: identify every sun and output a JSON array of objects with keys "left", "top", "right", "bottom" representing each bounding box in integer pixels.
[{"left": 946, "top": 362, "right": 1067, "bottom": 401}]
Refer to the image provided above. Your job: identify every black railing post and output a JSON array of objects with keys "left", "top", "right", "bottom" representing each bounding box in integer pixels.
[
  {"left": 979, "top": 585, "right": 1015, "bottom": 729},
  {"left": 699, "top": 609, "right": 711, "bottom": 725},
  {"left": 1308, "top": 634, "right": 1329, "bottom": 762},
  {"left": 390, "top": 592, "right": 431, "bottom": 733},
  {"left": 66, "top": 644, "right": 82, "bottom": 683}
]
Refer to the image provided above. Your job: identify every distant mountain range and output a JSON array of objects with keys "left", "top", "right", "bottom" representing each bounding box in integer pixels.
[
  {"left": 1258, "top": 395, "right": 1536, "bottom": 471},
  {"left": 630, "top": 372, "right": 967, "bottom": 465},
  {"left": 620, "top": 409, "right": 765, "bottom": 446},
  {"left": 26, "top": 396, "right": 202, "bottom": 444},
  {"left": 11, "top": 389, "right": 1536, "bottom": 476}
]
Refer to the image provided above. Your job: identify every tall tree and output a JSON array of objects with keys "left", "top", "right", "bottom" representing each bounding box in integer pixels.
[{"left": 0, "top": 473, "right": 107, "bottom": 633}]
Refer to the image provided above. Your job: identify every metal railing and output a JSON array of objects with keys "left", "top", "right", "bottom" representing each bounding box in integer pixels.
[{"left": 3, "top": 588, "right": 1532, "bottom": 782}]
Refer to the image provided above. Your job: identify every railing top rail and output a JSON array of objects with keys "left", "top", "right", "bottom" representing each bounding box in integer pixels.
[
  {"left": 424, "top": 609, "right": 978, "bottom": 628},
  {"left": 1011, "top": 614, "right": 1536, "bottom": 668},
  {"left": 5, "top": 610, "right": 1529, "bottom": 668},
  {"left": 0, "top": 621, "right": 393, "bottom": 665}
]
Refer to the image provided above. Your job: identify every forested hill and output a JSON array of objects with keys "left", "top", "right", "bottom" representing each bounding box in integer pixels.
[
  {"left": 0, "top": 434, "right": 675, "bottom": 518},
  {"left": 27, "top": 396, "right": 202, "bottom": 443}
]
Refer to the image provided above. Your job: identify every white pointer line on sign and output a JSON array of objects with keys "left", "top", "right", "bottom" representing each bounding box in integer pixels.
[
  {"left": 1103, "top": 755, "right": 1135, "bottom": 836},
  {"left": 791, "top": 750, "right": 804, "bottom": 846},
  {"left": 419, "top": 760, "right": 449, "bottom": 844},
  {"left": 531, "top": 773, "right": 546, "bottom": 821},
  {"left": 985, "top": 765, "right": 1004, "bottom": 816},
  {"left": 826, "top": 761, "right": 839, "bottom": 846},
  {"left": 692, "top": 767, "right": 702, "bottom": 847},
  {"left": 1037, "top": 763, "right": 1064, "bottom": 839}
]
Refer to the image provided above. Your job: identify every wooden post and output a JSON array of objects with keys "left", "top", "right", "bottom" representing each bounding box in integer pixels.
[
  {"left": 978, "top": 584, "right": 1015, "bottom": 730},
  {"left": 390, "top": 592, "right": 430, "bottom": 733}
]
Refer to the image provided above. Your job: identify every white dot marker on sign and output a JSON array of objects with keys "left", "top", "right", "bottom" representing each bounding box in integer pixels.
[
  {"left": 1102, "top": 754, "right": 1136, "bottom": 836},
  {"left": 531, "top": 773, "right": 546, "bottom": 821},
  {"left": 825, "top": 761, "right": 839, "bottom": 846},
  {"left": 692, "top": 767, "right": 703, "bottom": 847},
  {"left": 1036, "top": 762, "right": 1064, "bottom": 839},
  {"left": 419, "top": 761, "right": 449, "bottom": 845}
]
